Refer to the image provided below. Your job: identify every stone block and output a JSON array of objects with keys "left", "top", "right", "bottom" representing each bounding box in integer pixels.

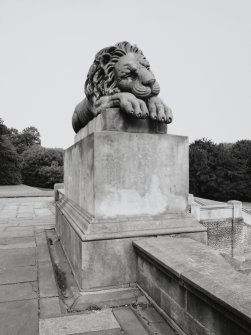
[
  {"left": 134, "top": 237, "right": 251, "bottom": 335},
  {"left": 73, "top": 287, "right": 142, "bottom": 311},
  {"left": 74, "top": 108, "right": 167, "bottom": 143},
  {"left": 65, "top": 131, "right": 189, "bottom": 218},
  {"left": 39, "top": 309, "right": 120, "bottom": 335}
]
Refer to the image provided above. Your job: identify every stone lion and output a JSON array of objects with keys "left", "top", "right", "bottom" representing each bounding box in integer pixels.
[{"left": 72, "top": 41, "right": 173, "bottom": 133}]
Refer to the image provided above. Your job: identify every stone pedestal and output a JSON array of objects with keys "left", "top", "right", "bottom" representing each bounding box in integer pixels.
[{"left": 56, "top": 109, "right": 206, "bottom": 290}]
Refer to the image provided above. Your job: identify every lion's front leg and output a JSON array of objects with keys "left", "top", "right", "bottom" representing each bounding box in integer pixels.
[
  {"left": 94, "top": 92, "right": 149, "bottom": 119},
  {"left": 147, "top": 96, "right": 173, "bottom": 124},
  {"left": 115, "top": 93, "right": 149, "bottom": 119}
]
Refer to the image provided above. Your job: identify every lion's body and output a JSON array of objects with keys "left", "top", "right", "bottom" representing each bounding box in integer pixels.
[{"left": 72, "top": 41, "right": 173, "bottom": 133}]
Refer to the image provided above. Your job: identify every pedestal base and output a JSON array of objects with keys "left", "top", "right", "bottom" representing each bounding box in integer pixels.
[
  {"left": 58, "top": 112, "right": 207, "bottom": 290},
  {"left": 56, "top": 197, "right": 207, "bottom": 290}
]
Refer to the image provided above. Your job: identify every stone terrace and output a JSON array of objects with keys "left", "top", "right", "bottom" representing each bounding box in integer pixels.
[
  {"left": 0, "top": 194, "right": 56, "bottom": 334},
  {"left": 0, "top": 186, "right": 177, "bottom": 335}
]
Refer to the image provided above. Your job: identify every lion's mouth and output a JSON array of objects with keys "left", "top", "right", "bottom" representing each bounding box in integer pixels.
[{"left": 132, "top": 81, "right": 160, "bottom": 99}]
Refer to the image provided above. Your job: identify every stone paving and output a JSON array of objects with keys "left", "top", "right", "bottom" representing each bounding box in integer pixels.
[
  {"left": 0, "top": 194, "right": 57, "bottom": 335},
  {"left": 0, "top": 184, "right": 53, "bottom": 198},
  {"left": 0, "top": 187, "right": 176, "bottom": 335}
]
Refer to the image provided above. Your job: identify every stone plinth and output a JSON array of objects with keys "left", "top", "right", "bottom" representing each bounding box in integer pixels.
[
  {"left": 65, "top": 131, "right": 189, "bottom": 219},
  {"left": 74, "top": 108, "right": 167, "bottom": 143},
  {"left": 56, "top": 108, "right": 206, "bottom": 290}
]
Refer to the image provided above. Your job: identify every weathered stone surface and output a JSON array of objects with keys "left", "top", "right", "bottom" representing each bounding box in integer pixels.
[
  {"left": 113, "top": 307, "right": 149, "bottom": 335},
  {"left": 74, "top": 108, "right": 167, "bottom": 143},
  {"left": 56, "top": 201, "right": 205, "bottom": 290},
  {"left": 134, "top": 237, "right": 251, "bottom": 335},
  {"left": 34, "top": 208, "right": 53, "bottom": 216},
  {"left": 0, "top": 241, "right": 36, "bottom": 249},
  {"left": 131, "top": 305, "right": 176, "bottom": 335},
  {"left": 0, "top": 265, "right": 36, "bottom": 284},
  {"left": 73, "top": 287, "right": 142, "bottom": 310},
  {"left": 0, "top": 229, "right": 34, "bottom": 238},
  {"left": 0, "top": 236, "right": 34, "bottom": 245},
  {"left": 0, "top": 282, "right": 38, "bottom": 302},
  {"left": 65, "top": 132, "right": 189, "bottom": 218},
  {"left": 0, "top": 247, "right": 36, "bottom": 266},
  {"left": 39, "top": 309, "right": 120, "bottom": 334},
  {"left": 38, "top": 261, "right": 58, "bottom": 298},
  {"left": 0, "top": 299, "right": 38, "bottom": 335},
  {"left": 40, "top": 297, "right": 62, "bottom": 319}
]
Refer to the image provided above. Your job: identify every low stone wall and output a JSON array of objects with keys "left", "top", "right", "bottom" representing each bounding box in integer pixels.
[
  {"left": 134, "top": 237, "right": 251, "bottom": 335},
  {"left": 200, "top": 218, "right": 250, "bottom": 258}
]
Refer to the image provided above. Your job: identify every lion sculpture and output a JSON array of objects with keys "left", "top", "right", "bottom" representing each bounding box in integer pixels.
[{"left": 72, "top": 41, "right": 173, "bottom": 133}]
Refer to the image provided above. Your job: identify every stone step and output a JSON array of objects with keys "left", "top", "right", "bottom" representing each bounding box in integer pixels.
[
  {"left": 113, "top": 306, "right": 176, "bottom": 335},
  {"left": 39, "top": 309, "right": 121, "bottom": 334},
  {"left": 113, "top": 307, "right": 149, "bottom": 335},
  {"left": 72, "top": 287, "right": 147, "bottom": 311},
  {"left": 131, "top": 304, "right": 177, "bottom": 335}
]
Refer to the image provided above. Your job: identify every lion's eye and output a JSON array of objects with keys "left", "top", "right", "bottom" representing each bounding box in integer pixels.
[{"left": 120, "top": 69, "right": 137, "bottom": 79}]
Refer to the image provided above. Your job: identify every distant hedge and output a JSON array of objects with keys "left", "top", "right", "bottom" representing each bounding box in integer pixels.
[
  {"left": 0, "top": 137, "right": 22, "bottom": 185},
  {"left": 21, "top": 146, "right": 64, "bottom": 188},
  {"left": 0, "top": 119, "right": 22, "bottom": 185},
  {"left": 189, "top": 139, "right": 251, "bottom": 201}
]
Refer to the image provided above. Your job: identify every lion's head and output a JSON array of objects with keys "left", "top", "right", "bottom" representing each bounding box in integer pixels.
[{"left": 85, "top": 41, "right": 160, "bottom": 104}]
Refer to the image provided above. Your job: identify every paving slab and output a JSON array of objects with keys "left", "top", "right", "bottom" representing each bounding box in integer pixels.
[
  {"left": 40, "top": 297, "right": 62, "bottom": 319},
  {"left": 132, "top": 305, "right": 176, "bottom": 335},
  {"left": 0, "top": 299, "right": 39, "bottom": 335},
  {"left": 113, "top": 307, "right": 149, "bottom": 335},
  {"left": 0, "top": 229, "right": 34, "bottom": 237},
  {"left": 4, "top": 226, "right": 34, "bottom": 233},
  {"left": 0, "top": 282, "right": 38, "bottom": 302},
  {"left": 39, "top": 309, "right": 120, "bottom": 335},
  {"left": 37, "top": 244, "right": 52, "bottom": 262},
  {"left": 0, "top": 265, "right": 37, "bottom": 284},
  {"left": 34, "top": 208, "right": 53, "bottom": 216},
  {"left": 77, "top": 330, "right": 122, "bottom": 335},
  {"left": 0, "top": 184, "right": 53, "bottom": 198},
  {"left": 0, "top": 247, "right": 36, "bottom": 266},
  {"left": 17, "top": 212, "right": 35, "bottom": 218},
  {"left": 0, "top": 236, "right": 34, "bottom": 245},
  {"left": 0, "top": 241, "right": 36, "bottom": 249},
  {"left": 0, "top": 222, "right": 19, "bottom": 228},
  {"left": 38, "top": 261, "right": 58, "bottom": 298}
]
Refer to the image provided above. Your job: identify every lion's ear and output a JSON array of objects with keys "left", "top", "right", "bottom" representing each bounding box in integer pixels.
[{"left": 100, "top": 53, "right": 111, "bottom": 66}]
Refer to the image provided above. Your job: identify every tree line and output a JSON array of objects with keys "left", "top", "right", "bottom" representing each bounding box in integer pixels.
[
  {"left": 189, "top": 138, "right": 251, "bottom": 202},
  {"left": 0, "top": 119, "right": 63, "bottom": 188},
  {"left": 1, "top": 120, "right": 250, "bottom": 201}
]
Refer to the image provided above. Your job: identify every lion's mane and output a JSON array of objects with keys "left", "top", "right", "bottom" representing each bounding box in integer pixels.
[{"left": 84, "top": 41, "right": 145, "bottom": 103}]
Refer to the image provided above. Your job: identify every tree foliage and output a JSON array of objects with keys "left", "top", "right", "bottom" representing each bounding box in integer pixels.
[
  {"left": 6, "top": 126, "right": 41, "bottom": 154},
  {"left": 0, "top": 120, "right": 63, "bottom": 188},
  {"left": 189, "top": 138, "right": 251, "bottom": 201},
  {"left": 21, "top": 146, "right": 63, "bottom": 188},
  {"left": 0, "top": 119, "right": 22, "bottom": 185}
]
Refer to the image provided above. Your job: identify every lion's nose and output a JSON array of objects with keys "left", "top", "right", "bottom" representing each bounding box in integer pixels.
[{"left": 144, "top": 78, "right": 156, "bottom": 88}]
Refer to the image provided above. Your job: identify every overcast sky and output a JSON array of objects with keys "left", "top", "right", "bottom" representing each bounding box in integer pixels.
[{"left": 0, "top": 0, "right": 250, "bottom": 148}]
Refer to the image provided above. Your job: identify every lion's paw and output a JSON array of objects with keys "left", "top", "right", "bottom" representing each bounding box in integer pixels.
[
  {"left": 147, "top": 96, "right": 173, "bottom": 124},
  {"left": 118, "top": 93, "right": 149, "bottom": 119}
]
